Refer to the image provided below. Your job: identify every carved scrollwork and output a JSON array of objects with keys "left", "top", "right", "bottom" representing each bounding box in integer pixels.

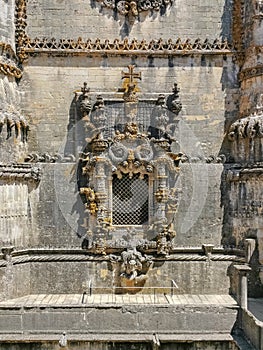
[
  {"left": 109, "top": 143, "right": 129, "bottom": 163},
  {"left": 134, "top": 142, "right": 153, "bottom": 162}
]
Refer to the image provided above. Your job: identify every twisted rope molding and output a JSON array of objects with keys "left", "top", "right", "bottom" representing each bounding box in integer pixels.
[
  {"left": 0, "top": 253, "right": 245, "bottom": 267},
  {"left": 0, "top": 164, "right": 41, "bottom": 181},
  {"left": 0, "top": 62, "right": 22, "bottom": 79},
  {"left": 0, "top": 42, "right": 22, "bottom": 78}
]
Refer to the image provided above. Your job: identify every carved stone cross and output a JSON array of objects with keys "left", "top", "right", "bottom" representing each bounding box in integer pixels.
[{"left": 122, "top": 65, "right": 141, "bottom": 87}]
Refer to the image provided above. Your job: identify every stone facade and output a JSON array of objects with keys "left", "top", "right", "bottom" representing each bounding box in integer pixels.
[{"left": 0, "top": 0, "right": 263, "bottom": 349}]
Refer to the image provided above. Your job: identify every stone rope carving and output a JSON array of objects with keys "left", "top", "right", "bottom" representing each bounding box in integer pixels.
[
  {"left": 0, "top": 164, "right": 41, "bottom": 181},
  {"left": 0, "top": 253, "right": 245, "bottom": 267},
  {"left": 0, "top": 42, "right": 22, "bottom": 78}
]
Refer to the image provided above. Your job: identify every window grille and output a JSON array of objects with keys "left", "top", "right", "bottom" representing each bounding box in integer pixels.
[{"left": 112, "top": 173, "right": 149, "bottom": 225}]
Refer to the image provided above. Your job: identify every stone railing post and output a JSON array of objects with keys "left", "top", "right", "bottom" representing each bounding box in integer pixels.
[{"left": 234, "top": 265, "right": 251, "bottom": 310}]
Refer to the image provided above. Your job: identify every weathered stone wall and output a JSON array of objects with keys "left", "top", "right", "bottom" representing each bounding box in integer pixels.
[
  {"left": 0, "top": 263, "right": 31, "bottom": 301},
  {"left": 20, "top": 54, "right": 236, "bottom": 156},
  {"left": 27, "top": 260, "right": 231, "bottom": 295},
  {"left": 25, "top": 0, "right": 232, "bottom": 42},
  {"left": 0, "top": 341, "right": 239, "bottom": 350},
  {"left": 18, "top": 52, "right": 238, "bottom": 248}
]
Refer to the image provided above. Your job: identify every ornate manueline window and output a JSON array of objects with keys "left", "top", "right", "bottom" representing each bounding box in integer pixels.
[
  {"left": 78, "top": 66, "right": 182, "bottom": 263},
  {"left": 112, "top": 173, "right": 149, "bottom": 225}
]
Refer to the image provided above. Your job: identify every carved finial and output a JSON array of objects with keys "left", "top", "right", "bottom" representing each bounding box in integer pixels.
[
  {"left": 78, "top": 82, "right": 91, "bottom": 118},
  {"left": 167, "top": 83, "right": 182, "bottom": 115},
  {"left": 81, "top": 82, "right": 90, "bottom": 95}
]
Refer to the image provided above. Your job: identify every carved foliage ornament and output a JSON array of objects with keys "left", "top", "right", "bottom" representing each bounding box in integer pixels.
[{"left": 101, "top": 0, "right": 172, "bottom": 17}]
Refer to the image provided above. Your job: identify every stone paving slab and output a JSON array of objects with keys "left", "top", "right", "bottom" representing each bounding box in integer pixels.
[{"left": 0, "top": 294, "right": 237, "bottom": 307}]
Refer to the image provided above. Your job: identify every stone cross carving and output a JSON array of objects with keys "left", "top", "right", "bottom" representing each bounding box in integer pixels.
[
  {"left": 121, "top": 65, "right": 142, "bottom": 103},
  {"left": 121, "top": 65, "right": 141, "bottom": 87}
]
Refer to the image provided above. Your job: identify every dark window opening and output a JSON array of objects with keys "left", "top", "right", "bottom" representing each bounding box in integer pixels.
[{"left": 112, "top": 173, "right": 149, "bottom": 225}]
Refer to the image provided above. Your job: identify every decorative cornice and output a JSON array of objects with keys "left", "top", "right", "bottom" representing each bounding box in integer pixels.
[
  {"left": 22, "top": 37, "right": 233, "bottom": 58},
  {"left": 239, "top": 64, "right": 263, "bottom": 81},
  {"left": 0, "top": 164, "right": 41, "bottom": 182}
]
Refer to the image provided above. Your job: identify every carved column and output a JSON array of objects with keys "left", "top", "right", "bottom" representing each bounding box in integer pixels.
[
  {"left": 155, "top": 163, "right": 168, "bottom": 224},
  {"left": 234, "top": 265, "right": 251, "bottom": 310}
]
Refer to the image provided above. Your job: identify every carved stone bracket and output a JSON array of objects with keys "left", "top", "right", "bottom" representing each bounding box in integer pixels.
[
  {"left": 226, "top": 167, "right": 263, "bottom": 182},
  {"left": 109, "top": 247, "right": 153, "bottom": 292}
]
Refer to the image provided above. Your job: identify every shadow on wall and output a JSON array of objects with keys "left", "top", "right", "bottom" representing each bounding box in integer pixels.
[
  {"left": 90, "top": 0, "right": 175, "bottom": 38},
  {"left": 219, "top": 0, "right": 240, "bottom": 250}
]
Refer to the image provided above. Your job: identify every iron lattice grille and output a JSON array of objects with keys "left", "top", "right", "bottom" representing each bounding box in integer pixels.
[{"left": 112, "top": 173, "right": 149, "bottom": 225}]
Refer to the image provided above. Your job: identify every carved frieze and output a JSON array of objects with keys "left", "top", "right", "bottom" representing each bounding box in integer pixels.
[{"left": 19, "top": 37, "right": 233, "bottom": 61}]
